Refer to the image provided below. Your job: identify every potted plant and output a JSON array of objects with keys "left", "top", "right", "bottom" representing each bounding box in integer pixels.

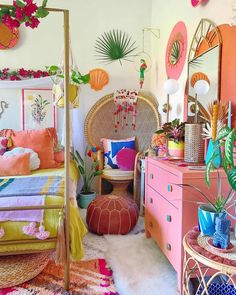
[
  {"left": 72, "top": 147, "right": 102, "bottom": 209},
  {"left": 156, "top": 118, "right": 185, "bottom": 158},
  {"left": 177, "top": 125, "right": 236, "bottom": 237}
]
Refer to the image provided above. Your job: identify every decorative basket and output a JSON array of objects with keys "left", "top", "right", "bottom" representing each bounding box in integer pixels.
[
  {"left": 184, "top": 123, "right": 204, "bottom": 163},
  {"left": 0, "top": 251, "right": 51, "bottom": 288}
]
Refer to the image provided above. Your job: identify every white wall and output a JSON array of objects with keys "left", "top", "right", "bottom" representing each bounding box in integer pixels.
[
  {"left": 151, "top": 0, "right": 234, "bottom": 123},
  {"left": 0, "top": 0, "right": 152, "bottom": 152}
]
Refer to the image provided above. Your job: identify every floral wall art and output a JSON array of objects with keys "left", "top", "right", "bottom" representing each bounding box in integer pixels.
[{"left": 22, "top": 88, "right": 55, "bottom": 130}]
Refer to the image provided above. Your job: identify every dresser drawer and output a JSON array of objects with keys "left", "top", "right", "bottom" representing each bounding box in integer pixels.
[
  {"left": 146, "top": 162, "right": 182, "bottom": 206},
  {"left": 145, "top": 186, "right": 180, "bottom": 271}
]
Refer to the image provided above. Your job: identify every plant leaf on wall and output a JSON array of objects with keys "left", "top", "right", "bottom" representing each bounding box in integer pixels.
[{"left": 95, "top": 29, "right": 137, "bottom": 65}]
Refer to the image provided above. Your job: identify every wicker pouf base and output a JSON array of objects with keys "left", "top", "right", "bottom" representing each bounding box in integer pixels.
[{"left": 0, "top": 251, "right": 51, "bottom": 288}]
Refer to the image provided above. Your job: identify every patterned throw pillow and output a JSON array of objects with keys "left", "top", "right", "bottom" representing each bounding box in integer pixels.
[
  {"left": 101, "top": 137, "right": 135, "bottom": 169},
  {"left": 0, "top": 137, "right": 8, "bottom": 155}
]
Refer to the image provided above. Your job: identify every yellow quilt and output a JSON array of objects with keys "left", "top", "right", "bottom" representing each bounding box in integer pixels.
[{"left": 0, "top": 163, "right": 87, "bottom": 260}]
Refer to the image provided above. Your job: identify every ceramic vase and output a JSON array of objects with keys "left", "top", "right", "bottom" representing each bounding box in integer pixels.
[
  {"left": 77, "top": 191, "right": 96, "bottom": 209},
  {"left": 213, "top": 216, "right": 231, "bottom": 249},
  {"left": 168, "top": 140, "right": 184, "bottom": 158},
  {"left": 198, "top": 205, "right": 225, "bottom": 236}
]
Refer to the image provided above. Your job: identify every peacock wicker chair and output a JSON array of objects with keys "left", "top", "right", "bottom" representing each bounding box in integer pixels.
[{"left": 84, "top": 91, "right": 161, "bottom": 205}]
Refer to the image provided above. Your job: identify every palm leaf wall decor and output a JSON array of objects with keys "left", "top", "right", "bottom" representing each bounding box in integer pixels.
[{"left": 95, "top": 29, "right": 137, "bottom": 65}]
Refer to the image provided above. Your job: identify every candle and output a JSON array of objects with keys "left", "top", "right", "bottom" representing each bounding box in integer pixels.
[{"left": 228, "top": 101, "right": 232, "bottom": 129}]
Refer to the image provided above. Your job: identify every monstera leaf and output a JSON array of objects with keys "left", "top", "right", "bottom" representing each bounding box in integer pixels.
[
  {"left": 227, "top": 167, "right": 236, "bottom": 191},
  {"left": 216, "top": 126, "right": 231, "bottom": 141},
  {"left": 224, "top": 128, "right": 236, "bottom": 166}
]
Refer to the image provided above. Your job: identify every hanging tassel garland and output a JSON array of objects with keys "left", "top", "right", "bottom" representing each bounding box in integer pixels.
[{"left": 55, "top": 211, "right": 66, "bottom": 265}]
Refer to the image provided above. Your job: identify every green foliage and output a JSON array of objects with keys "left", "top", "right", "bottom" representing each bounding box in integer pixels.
[
  {"left": 35, "top": 6, "right": 49, "bottom": 18},
  {"left": 46, "top": 65, "right": 90, "bottom": 85},
  {"left": 95, "top": 29, "right": 137, "bottom": 65},
  {"left": 204, "top": 126, "right": 236, "bottom": 214},
  {"left": 170, "top": 41, "right": 180, "bottom": 65},
  {"left": 72, "top": 148, "right": 102, "bottom": 194},
  {"left": 205, "top": 127, "right": 236, "bottom": 190}
]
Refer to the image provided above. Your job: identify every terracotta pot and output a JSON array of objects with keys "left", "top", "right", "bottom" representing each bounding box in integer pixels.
[{"left": 168, "top": 140, "right": 184, "bottom": 158}]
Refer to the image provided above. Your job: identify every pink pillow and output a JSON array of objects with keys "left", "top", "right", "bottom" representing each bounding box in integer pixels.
[
  {"left": 10, "top": 129, "right": 59, "bottom": 169},
  {"left": 0, "top": 137, "right": 8, "bottom": 155},
  {"left": 0, "top": 153, "right": 30, "bottom": 176},
  {"left": 116, "top": 148, "right": 137, "bottom": 171}
]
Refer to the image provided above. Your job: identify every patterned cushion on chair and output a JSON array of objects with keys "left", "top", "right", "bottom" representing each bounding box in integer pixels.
[
  {"left": 102, "top": 168, "right": 134, "bottom": 179},
  {"left": 86, "top": 195, "right": 139, "bottom": 235}
]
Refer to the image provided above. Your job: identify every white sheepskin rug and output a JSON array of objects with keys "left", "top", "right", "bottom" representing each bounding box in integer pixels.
[{"left": 104, "top": 233, "right": 179, "bottom": 295}]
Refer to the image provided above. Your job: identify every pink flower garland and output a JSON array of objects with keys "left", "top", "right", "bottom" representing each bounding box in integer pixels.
[
  {"left": 0, "top": 68, "right": 50, "bottom": 81},
  {"left": 0, "top": 0, "right": 48, "bottom": 30}
]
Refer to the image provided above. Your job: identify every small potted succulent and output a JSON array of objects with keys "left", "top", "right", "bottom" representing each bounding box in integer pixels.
[
  {"left": 156, "top": 118, "right": 185, "bottom": 158},
  {"left": 72, "top": 147, "right": 102, "bottom": 209}
]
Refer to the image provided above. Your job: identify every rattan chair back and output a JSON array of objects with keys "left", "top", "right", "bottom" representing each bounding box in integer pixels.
[{"left": 84, "top": 91, "right": 161, "bottom": 151}]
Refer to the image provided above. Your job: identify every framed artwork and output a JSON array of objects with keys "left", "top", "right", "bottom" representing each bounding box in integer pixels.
[{"left": 22, "top": 88, "right": 56, "bottom": 130}]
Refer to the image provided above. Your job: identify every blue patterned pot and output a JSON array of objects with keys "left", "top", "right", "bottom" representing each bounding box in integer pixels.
[
  {"left": 198, "top": 205, "right": 225, "bottom": 236},
  {"left": 197, "top": 282, "right": 236, "bottom": 295}
]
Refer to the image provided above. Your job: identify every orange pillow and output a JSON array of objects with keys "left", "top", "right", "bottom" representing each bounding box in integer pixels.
[
  {"left": 0, "top": 153, "right": 30, "bottom": 176},
  {"left": 10, "top": 129, "right": 59, "bottom": 169}
]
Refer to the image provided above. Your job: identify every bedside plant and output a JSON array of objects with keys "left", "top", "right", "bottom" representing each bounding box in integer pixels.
[{"left": 72, "top": 147, "right": 102, "bottom": 209}]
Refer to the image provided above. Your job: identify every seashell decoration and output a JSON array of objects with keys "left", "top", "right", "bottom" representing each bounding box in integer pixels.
[
  {"left": 190, "top": 72, "right": 210, "bottom": 87},
  {"left": 89, "top": 68, "right": 109, "bottom": 91}
]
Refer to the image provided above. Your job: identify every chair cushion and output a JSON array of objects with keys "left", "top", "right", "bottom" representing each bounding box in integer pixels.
[
  {"left": 101, "top": 137, "right": 135, "bottom": 169},
  {"left": 116, "top": 148, "right": 136, "bottom": 171},
  {"left": 102, "top": 168, "right": 134, "bottom": 180},
  {"left": 86, "top": 195, "right": 139, "bottom": 234}
]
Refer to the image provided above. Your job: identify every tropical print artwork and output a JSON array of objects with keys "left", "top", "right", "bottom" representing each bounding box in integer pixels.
[
  {"left": 31, "top": 94, "right": 50, "bottom": 124},
  {"left": 22, "top": 89, "right": 55, "bottom": 130}
]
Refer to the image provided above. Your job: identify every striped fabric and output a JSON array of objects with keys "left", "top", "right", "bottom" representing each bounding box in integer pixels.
[{"left": 0, "top": 176, "right": 64, "bottom": 198}]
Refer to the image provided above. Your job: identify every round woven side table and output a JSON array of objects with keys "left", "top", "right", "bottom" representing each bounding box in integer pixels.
[
  {"left": 0, "top": 251, "right": 52, "bottom": 288},
  {"left": 183, "top": 230, "right": 236, "bottom": 295}
]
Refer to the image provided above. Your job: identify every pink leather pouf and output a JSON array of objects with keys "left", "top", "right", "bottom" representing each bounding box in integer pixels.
[{"left": 86, "top": 195, "right": 139, "bottom": 235}]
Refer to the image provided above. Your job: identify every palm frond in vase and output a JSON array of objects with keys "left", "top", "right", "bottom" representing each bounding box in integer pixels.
[{"left": 95, "top": 29, "right": 137, "bottom": 65}]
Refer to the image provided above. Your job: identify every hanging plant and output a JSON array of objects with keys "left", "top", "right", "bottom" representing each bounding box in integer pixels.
[
  {"left": 95, "top": 29, "right": 137, "bottom": 65},
  {"left": 46, "top": 65, "right": 90, "bottom": 85},
  {"left": 0, "top": 0, "right": 49, "bottom": 30}
]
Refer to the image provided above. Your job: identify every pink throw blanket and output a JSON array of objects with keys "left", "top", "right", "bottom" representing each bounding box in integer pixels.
[{"left": 0, "top": 196, "right": 45, "bottom": 222}]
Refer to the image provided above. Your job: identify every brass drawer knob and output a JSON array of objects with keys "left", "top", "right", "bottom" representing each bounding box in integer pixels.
[
  {"left": 166, "top": 215, "right": 172, "bottom": 222},
  {"left": 149, "top": 221, "right": 153, "bottom": 228},
  {"left": 166, "top": 243, "right": 171, "bottom": 251},
  {"left": 167, "top": 184, "right": 173, "bottom": 192},
  {"left": 149, "top": 197, "right": 153, "bottom": 204},
  {"left": 149, "top": 173, "right": 154, "bottom": 180}
]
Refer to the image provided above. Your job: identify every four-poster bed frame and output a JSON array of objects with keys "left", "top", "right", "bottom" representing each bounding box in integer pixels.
[{"left": 0, "top": 4, "right": 71, "bottom": 291}]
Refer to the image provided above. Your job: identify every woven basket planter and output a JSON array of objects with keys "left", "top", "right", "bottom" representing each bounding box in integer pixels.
[
  {"left": 184, "top": 123, "right": 204, "bottom": 163},
  {"left": 0, "top": 251, "right": 51, "bottom": 288}
]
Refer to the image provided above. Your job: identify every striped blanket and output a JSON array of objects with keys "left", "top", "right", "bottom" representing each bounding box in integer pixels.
[
  {"left": 0, "top": 176, "right": 64, "bottom": 198},
  {"left": 0, "top": 176, "right": 65, "bottom": 222}
]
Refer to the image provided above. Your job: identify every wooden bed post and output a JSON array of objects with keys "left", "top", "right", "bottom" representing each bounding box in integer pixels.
[{"left": 63, "top": 9, "right": 70, "bottom": 291}]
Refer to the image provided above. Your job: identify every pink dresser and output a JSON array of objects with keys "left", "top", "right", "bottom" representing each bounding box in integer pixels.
[{"left": 145, "top": 157, "right": 231, "bottom": 292}]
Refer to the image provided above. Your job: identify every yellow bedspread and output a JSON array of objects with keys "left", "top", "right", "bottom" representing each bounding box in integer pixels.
[{"left": 0, "top": 163, "right": 87, "bottom": 260}]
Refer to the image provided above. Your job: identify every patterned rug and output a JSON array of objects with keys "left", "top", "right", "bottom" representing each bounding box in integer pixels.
[{"left": 0, "top": 259, "right": 118, "bottom": 295}]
